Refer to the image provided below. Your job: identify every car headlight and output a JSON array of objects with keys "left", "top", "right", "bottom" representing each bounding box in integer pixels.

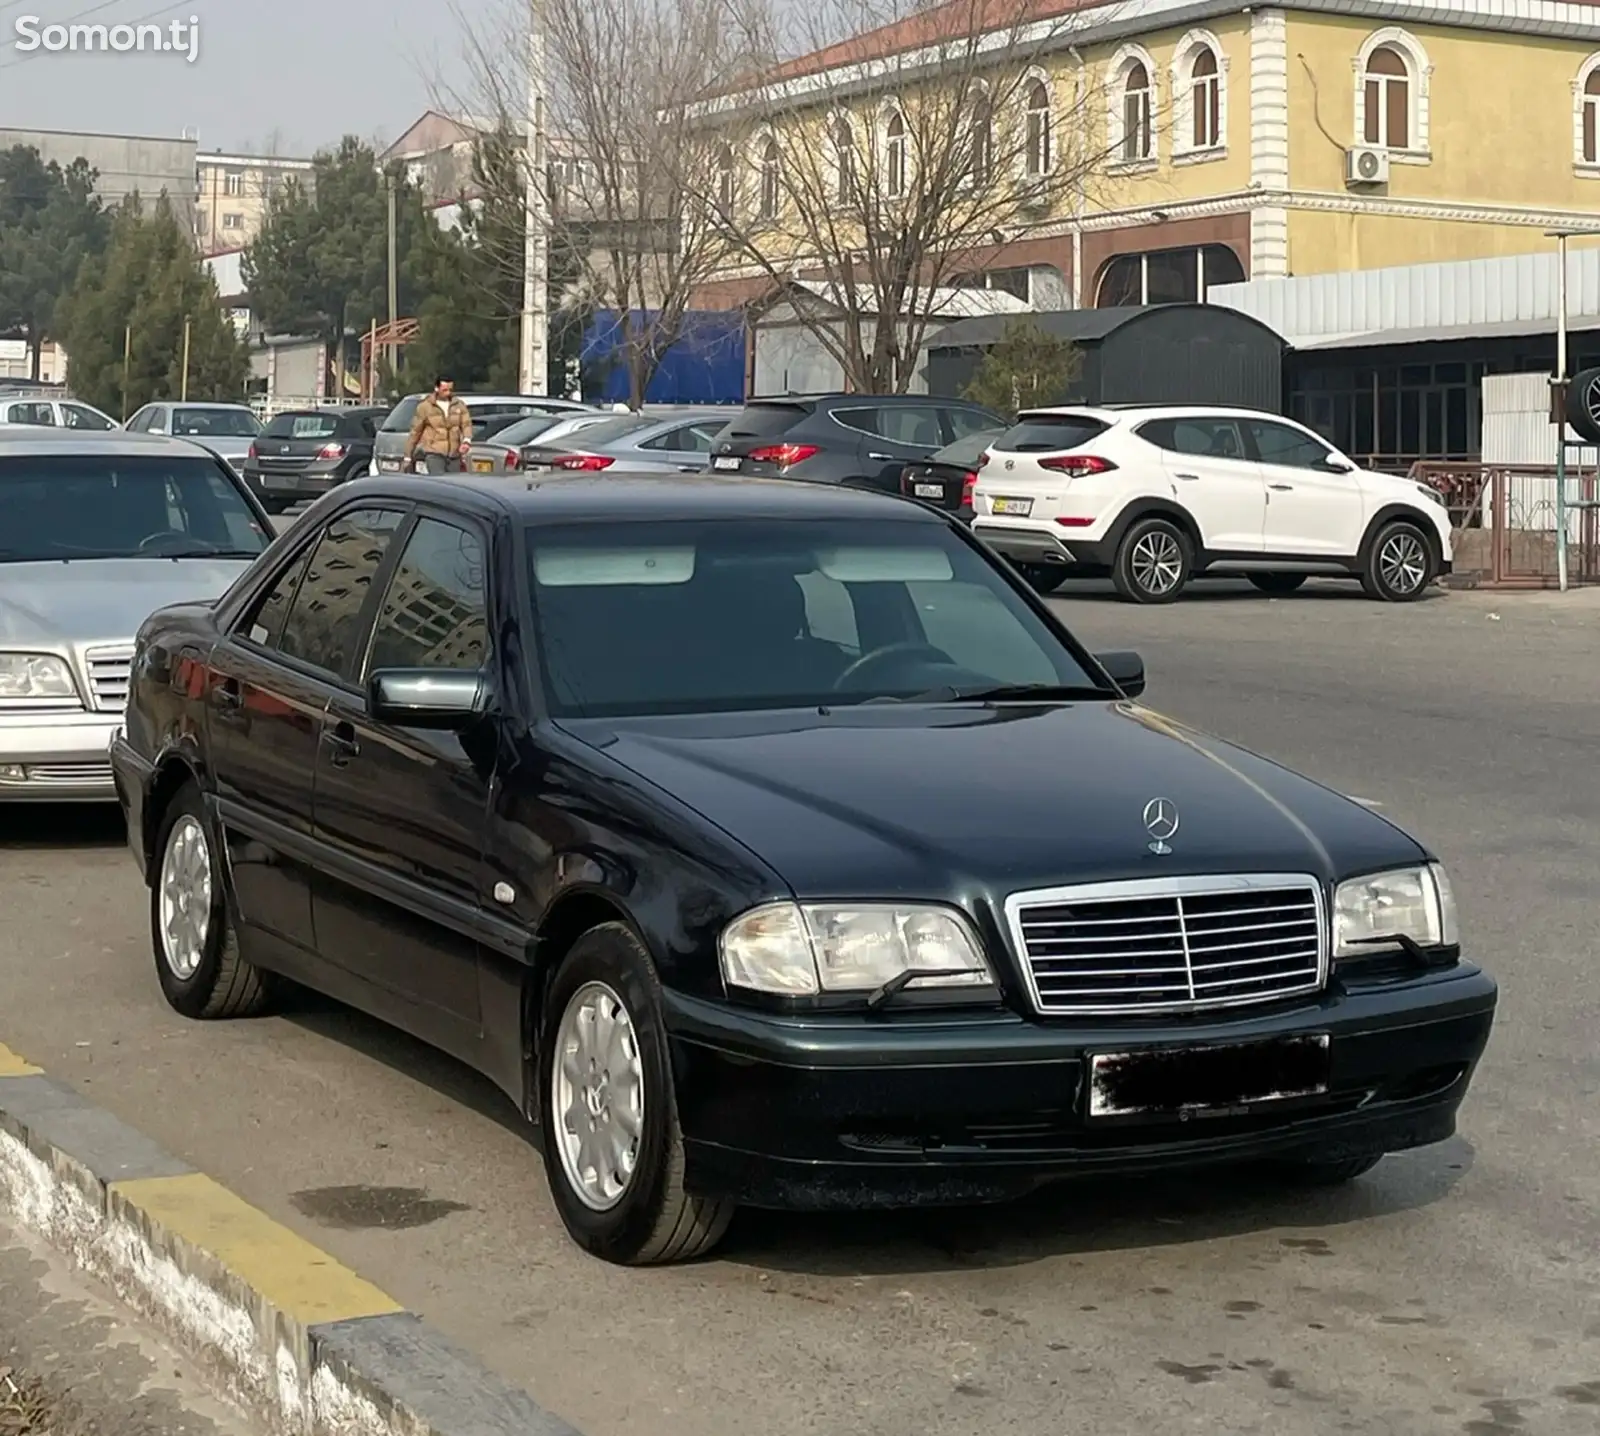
[
  {"left": 1333, "top": 863, "right": 1457, "bottom": 958},
  {"left": 719, "top": 901, "right": 995, "bottom": 997},
  {"left": 1414, "top": 482, "right": 1446, "bottom": 508},
  {"left": 0, "top": 652, "right": 79, "bottom": 703}
]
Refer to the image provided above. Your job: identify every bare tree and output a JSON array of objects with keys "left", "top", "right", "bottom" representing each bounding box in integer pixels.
[
  {"left": 447, "top": 0, "right": 741, "bottom": 406},
  {"left": 687, "top": 0, "right": 1133, "bottom": 392}
]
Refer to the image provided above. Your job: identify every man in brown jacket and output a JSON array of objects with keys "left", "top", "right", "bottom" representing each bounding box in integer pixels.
[{"left": 406, "top": 375, "right": 472, "bottom": 473}]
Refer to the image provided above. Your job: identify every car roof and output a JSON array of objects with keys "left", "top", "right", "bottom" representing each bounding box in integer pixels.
[
  {"left": 158, "top": 400, "right": 255, "bottom": 410},
  {"left": 325, "top": 472, "right": 948, "bottom": 525},
  {"left": 0, "top": 429, "right": 232, "bottom": 458},
  {"left": 1016, "top": 403, "right": 1288, "bottom": 421},
  {"left": 744, "top": 393, "right": 986, "bottom": 407}
]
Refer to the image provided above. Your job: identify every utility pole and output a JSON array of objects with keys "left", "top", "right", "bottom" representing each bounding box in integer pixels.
[
  {"left": 386, "top": 173, "right": 398, "bottom": 385},
  {"left": 121, "top": 325, "right": 131, "bottom": 422},
  {"left": 180, "top": 316, "right": 192, "bottom": 401},
  {"left": 518, "top": 0, "right": 550, "bottom": 395}
]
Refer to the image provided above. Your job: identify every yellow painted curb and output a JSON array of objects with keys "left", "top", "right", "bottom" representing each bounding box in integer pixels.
[
  {"left": 0, "top": 1042, "right": 41, "bottom": 1078},
  {"left": 113, "top": 1172, "right": 403, "bottom": 1327}
]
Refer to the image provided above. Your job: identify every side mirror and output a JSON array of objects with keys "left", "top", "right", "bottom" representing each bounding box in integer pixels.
[
  {"left": 1094, "top": 649, "right": 1146, "bottom": 699},
  {"left": 1320, "top": 457, "right": 1355, "bottom": 474},
  {"left": 368, "top": 668, "right": 491, "bottom": 729}
]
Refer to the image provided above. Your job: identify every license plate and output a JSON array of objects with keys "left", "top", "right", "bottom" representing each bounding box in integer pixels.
[
  {"left": 262, "top": 475, "right": 292, "bottom": 489},
  {"left": 712, "top": 455, "right": 741, "bottom": 471},
  {"left": 378, "top": 459, "right": 401, "bottom": 472},
  {"left": 990, "top": 496, "right": 1032, "bottom": 516},
  {"left": 1087, "top": 1035, "right": 1330, "bottom": 1120},
  {"left": 472, "top": 459, "right": 494, "bottom": 473},
  {"left": 914, "top": 482, "right": 944, "bottom": 498}
]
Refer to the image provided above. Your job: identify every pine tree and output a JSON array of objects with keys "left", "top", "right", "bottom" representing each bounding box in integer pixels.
[
  {"left": 962, "top": 318, "right": 1083, "bottom": 418},
  {"left": 59, "top": 194, "right": 249, "bottom": 417}
]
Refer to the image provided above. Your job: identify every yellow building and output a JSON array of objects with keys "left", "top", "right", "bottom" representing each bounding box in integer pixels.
[
  {"left": 694, "top": 0, "right": 1600, "bottom": 309},
  {"left": 195, "top": 151, "right": 313, "bottom": 255}
]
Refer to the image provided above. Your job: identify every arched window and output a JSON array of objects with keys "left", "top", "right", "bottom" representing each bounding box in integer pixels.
[
  {"left": 1191, "top": 49, "right": 1220, "bottom": 149},
  {"left": 715, "top": 143, "right": 735, "bottom": 212},
  {"left": 833, "top": 117, "right": 856, "bottom": 202},
  {"left": 758, "top": 138, "right": 780, "bottom": 220},
  {"left": 1584, "top": 69, "right": 1600, "bottom": 164},
  {"left": 1024, "top": 79, "right": 1051, "bottom": 176},
  {"left": 886, "top": 111, "right": 907, "bottom": 197},
  {"left": 1363, "top": 46, "right": 1410, "bottom": 148},
  {"left": 1121, "top": 63, "right": 1152, "bottom": 161},
  {"left": 970, "top": 92, "right": 993, "bottom": 185}
]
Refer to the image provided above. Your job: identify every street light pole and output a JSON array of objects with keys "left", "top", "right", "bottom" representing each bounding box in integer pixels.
[
  {"left": 518, "top": 0, "right": 550, "bottom": 396},
  {"left": 1557, "top": 231, "right": 1569, "bottom": 593},
  {"left": 386, "top": 173, "right": 398, "bottom": 386}
]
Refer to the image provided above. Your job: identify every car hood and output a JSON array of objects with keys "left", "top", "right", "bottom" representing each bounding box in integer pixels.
[
  {"left": 563, "top": 702, "right": 1426, "bottom": 896},
  {"left": 0, "top": 557, "right": 253, "bottom": 646}
]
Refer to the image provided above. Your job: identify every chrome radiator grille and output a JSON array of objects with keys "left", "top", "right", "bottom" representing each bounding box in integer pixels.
[
  {"left": 84, "top": 645, "right": 134, "bottom": 712},
  {"left": 1006, "top": 875, "right": 1326, "bottom": 1016}
]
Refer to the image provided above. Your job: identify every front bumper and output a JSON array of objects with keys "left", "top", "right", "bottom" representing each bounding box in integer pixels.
[
  {"left": 245, "top": 463, "right": 342, "bottom": 499},
  {"left": 109, "top": 734, "right": 156, "bottom": 876},
  {"left": 0, "top": 712, "right": 122, "bottom": 800},
  {"left": 666, "top": 964, "right": 1496, "bottom": 1210}
]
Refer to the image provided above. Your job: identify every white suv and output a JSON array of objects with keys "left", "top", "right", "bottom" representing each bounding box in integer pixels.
[{"left": 970, "top": 405, "right": 1453, "bottom": 604}]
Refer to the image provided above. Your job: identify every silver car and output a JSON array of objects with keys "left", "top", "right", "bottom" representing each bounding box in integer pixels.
[
  {"left": 0, "top": 430, "right": 272, "bottom": 800},
  {"left": 518, "top": 408, "right": 734, "bottom": 474},
  {"left": 369, "top": 394, "right": 600, "bottom": 475},
  {"left": 464, "top": 412, "right": 619, "bottom": 476},
  {"left": 124, "top": 401, "right": 263, "bottom": 476}
]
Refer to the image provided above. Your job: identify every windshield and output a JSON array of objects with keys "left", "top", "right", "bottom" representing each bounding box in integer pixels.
[
  {"left": 173, "top": 407, "right": 261, "bottom": 438},
  {"left": 263, "top": 412, "right": 340, "bottom": 440},
  {"left": 528, "top": 519, "right": 1103, "bottom": 717},
  {"left": 0, "top": 454, "right": 272, "bottom": 562}
]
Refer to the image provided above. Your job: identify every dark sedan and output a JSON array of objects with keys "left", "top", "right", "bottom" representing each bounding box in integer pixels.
[
  {"left": 109, "top": 474, "right": 1495, "bottom": 1265},
  {"left": 242, "top": 407, "right": 388, "bottom": 512},
  {"left": 899, "top": 427, "right": 1003, "bottom": 522}
]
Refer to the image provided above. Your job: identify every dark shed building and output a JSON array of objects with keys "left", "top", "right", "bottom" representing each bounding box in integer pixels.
[{"left": 925, "top": 304, "right": 1285, "bottom": 412}]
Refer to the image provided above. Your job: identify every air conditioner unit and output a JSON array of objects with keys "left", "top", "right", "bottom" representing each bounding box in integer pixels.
[{"left": 1345, "top": 146, "right": 1390, "bottom": 188}]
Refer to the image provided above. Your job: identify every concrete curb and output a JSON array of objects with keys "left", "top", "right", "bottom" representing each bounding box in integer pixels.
[{"left": 0, "top": 1040, "right": 580, "bottom": 1436}]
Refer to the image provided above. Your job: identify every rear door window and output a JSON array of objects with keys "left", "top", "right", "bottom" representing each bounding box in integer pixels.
[
  {"left": 995, "top": 414, "right": 1110, "bottom": 453},
  {"left": 874, "top": 406, "right": 943, "bottom": 448},
  {"left": 9, "top": 402, "right": 54, "bottom": 426},
  {"left": 1139, "top": 417, "right": 1248, "bottom": 460}
]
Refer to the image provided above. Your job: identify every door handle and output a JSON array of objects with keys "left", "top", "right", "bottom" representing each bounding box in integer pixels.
[
  {"left": 867, "top": 451, "right": 893, "bottom": 461},
  {"left": 213, "top": 679, "right": 244, "bottom": 720},
  {"left": 1174, "top": 472, "right": 1200, "bottom": 481},
  {"left": 323, "top": 721, "right": 360, "bottom": 767},
  {"left": 1268, "top": 483, "right": 1294, "bottom": 491}
]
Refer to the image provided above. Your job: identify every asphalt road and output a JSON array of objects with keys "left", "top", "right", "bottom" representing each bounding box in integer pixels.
[{"left": 1, "top": 579, "right": 1598, "bottom": 1436}]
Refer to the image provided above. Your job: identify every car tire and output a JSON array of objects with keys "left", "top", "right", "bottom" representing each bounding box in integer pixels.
[
  {"left": 1111, "top": 516, "right": 1191, "bottom": 604},
  {"left": 1018, "top": 564, "right": 1067, "bottom": 595},
  {"left": 1248, "top": 572, "right": 1307, "bottom": 596},
  {"left": 1275, "top": 1152, "right": 1384, "bottom": 1186},
  {"left": 150, "top": 782, "right": 274, "bottom": 1020},
  {"left": 537, "top": 922, "right": 734, "bottom": 1265},
  {"left": 1361, "top": 520, "right": 1434, "bottom": 602}
]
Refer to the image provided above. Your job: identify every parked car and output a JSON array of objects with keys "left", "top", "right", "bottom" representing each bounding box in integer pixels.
[
  {"left": 518, "top": 409, "right": 732, "bottom": 474},
  {"left": 899, "top": 427, "right": 1004, "bottom": 523},
  {"left": 464, "top": 412, "right": 619, "bottom": 476},
  {"left": 111, "top": 471, "right": 1493, "bottom": 1266},
  {"left": 241, "top": 407, "right": 388, "bottom": 513},
  {"left": 0, "top": 430, "right": 272, "bottom": 801},
  {"left": 707, "top": 393, "right": 1003, "bottom": 492},
  {"left": 124, "top": 402, "right": 263, "bottom": 477},
  {"left": 971, "top": 404, "right": 1456, "bottom": 603},
  {"left": 0, "top": 391, "right": 119, "bottom": 431},
  {"left": 370, "top": 394, "right": 599, "bottom": 476}
]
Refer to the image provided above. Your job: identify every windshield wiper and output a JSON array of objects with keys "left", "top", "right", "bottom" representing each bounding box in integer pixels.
[
  {"left": 146, "top": 546, "right": 263, "bottom": 559},
  {"left": 905, "top": 681, "right": 1114, "bottom": 704}
]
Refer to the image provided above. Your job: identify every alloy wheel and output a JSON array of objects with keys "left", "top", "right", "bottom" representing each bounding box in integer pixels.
[
  {"left": 158, "top": 815, "right": 212, "bottom": 980},
  {"left": 552, "top": 980, "right": 645, "bottom": 1212},
  {"left": 1130, "top": 530, "right": 1184, "bottom": 595},
  {"left": 1378, "top": 531, "right": 1427, "bottom": 595}
]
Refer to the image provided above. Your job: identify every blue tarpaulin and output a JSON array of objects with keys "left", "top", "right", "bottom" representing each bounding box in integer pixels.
[{"left": 580, "top": 310, "right": 746, "bottom": 406}]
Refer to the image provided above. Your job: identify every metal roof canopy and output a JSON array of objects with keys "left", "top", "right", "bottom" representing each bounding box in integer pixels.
[{"left": 1210, "top": 244, "right": 1600, "bottom": 352}]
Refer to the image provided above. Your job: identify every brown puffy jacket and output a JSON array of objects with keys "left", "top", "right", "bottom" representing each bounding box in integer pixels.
[{"left": 407, "top": 395, "right": 471, "bottom": 458}]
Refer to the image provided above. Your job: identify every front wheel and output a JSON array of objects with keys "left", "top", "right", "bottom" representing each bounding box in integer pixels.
[
  {"left": 1248, "top": 572, "right": 1307, "bottom": 596},
  {"left": 1112, "top": 517, "right": 1191, "bottom": 604},
  {"left": 538, "top": 923, "right": 734, "bottom": 1264},
  {"left": 1018, "top": 564, "right": 1067, "bottom": 595},
  {"left": 1362, "top": 521, "right": 1434, "bottom": 602}
]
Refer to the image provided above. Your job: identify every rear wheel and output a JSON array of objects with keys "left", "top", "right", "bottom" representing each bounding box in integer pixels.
[
  {"left": 1112, "top": 517, "right": 1191, "bottom": 604},
  {"left": 1248, "top": 572, "right": 1307, "bottom": 596},
  {"left": 1018, "top": 564, "right": 1067, "bottom": 595},
  {"left": 1362, "top": 520, "right": 1434, "bottom": 602},
  {"left": 538, "top": 923, "right": 734, "bottom": 1264}
]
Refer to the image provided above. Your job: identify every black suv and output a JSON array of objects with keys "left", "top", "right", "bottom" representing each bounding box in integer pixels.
[{"left": 708, "top": 393, "right": 1003, "bottom": 491}]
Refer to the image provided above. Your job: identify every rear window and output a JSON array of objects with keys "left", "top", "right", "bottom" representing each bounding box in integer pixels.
[
  {"left": 933, "top": 430, "right": 1003, "bottom": 467},
  {"left": 995, "top": 414, "right": 1110, "bottom": 453},
  {"left": 263, "top": 412, "right": 340, "bottom": 440},
  {"left": 726, "top": 402, "right": 808, "bottom": 438},
  {"left": 550, "top": 414, "right": 651, "bottom": 448},
  {"left": 381, "top": 397, "right": 421, "bottom": 432},
  {"left": 491, "top": 415, "right": 565, "bottom": 446},
  {"left": 173, "top": 407, "right": 260, "bottom": 438}
]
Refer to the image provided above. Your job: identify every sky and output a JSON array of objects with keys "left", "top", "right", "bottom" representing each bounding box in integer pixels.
[{"left": 0, "top": 0, "right": 487, "bottom": 155}]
